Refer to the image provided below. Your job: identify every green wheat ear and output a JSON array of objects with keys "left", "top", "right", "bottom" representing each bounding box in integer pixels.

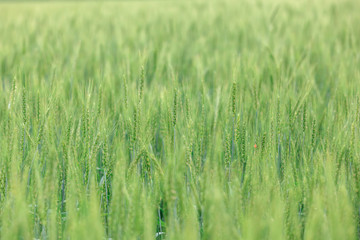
[
  {"left": 172, "top": 89, "right": 177, "bottom": 128},
  {"left": 231, "top": 81, "right": 237, "bottom": 117},
  {"left": 302, "top": 102, "right": 307, "bottom": 136},
  {"left": 123, "top": 74, "right": 128, "bottom": 109},
  {"left": 22, "top": 87, "right": 27, "bottom": 125},
  {"left": 311, "top": 119, "right": 316, "bottom": 149},
  {"left": 138, "top": 66, "right": 145, "bottom": 105}
]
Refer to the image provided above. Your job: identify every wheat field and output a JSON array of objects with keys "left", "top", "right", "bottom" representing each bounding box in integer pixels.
[{"left": 0, "top": 0, "right": 360, "bottom": 239}]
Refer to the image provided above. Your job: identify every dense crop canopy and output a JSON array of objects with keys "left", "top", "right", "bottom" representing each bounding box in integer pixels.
[{"left": 0, "top": 0, "right": 360, "bottom": 239}]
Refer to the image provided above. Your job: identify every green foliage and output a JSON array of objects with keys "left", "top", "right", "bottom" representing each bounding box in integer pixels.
[{"left": 0, "top": 0, "right": 360, "bottom": 239}]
